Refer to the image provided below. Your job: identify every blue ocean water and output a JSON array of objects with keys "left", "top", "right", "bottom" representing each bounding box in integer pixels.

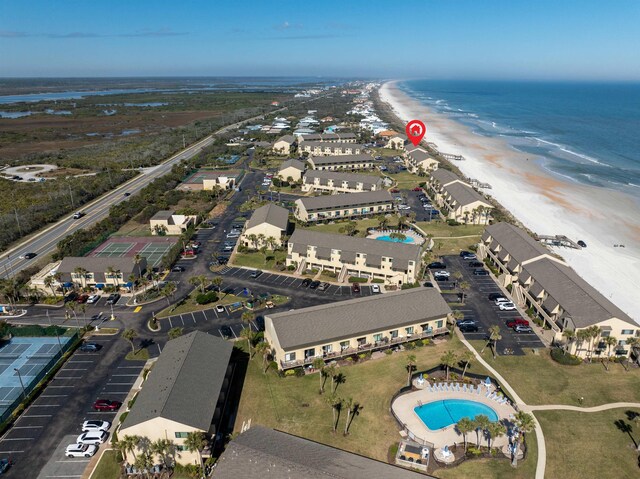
[{"left": 399, "top": 80, "right": 640, "bottom": 194}]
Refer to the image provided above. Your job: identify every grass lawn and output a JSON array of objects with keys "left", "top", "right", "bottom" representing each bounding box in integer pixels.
[
  {"left": 232, "top": 249, "right": 287, "bottom": 269},
  {"left": 111, "top": 220, "right": 152, "bottom": 237},
  {"left": 301, "top": 218, "right": 385, "bottom": 237},
  {"left": 468, "top": 340, "right": 640, "bottom": 407},
  {"left": 90, "top": 449, "right": 121, "bottom": 479},
  {"left": 535, "top": 408, "right": 640, "bottom": 479},
  {"left": 156, "top": 292, "right": 243, "bottom": 318},
  {"left": 388, "top": 171, "right": 422, "bottom": 189},
  {"left": 415, "top": 222, "right": 485, "bottom": 238},
  {"left": 235, "top": 335, "right": 512, "bottom": 464},
  {"left": 125, "top": 349, "right": 149, "bottom": 361},
  {"left": 372, "top": 147, "right": 403, "bottom": 157}
]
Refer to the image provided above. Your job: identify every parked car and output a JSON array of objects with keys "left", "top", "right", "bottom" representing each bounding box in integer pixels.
[
  {"left": 318, "top": 282, "right": 330, "bottom": 291},
  {"left": 427, "top": 262, "right": 446, "bottom": 269},
  {"left": 220, "top": 325, "right": 232, "bottom": 338},
  {"left": 86, "top": 294, "right": 100, "bottom": 304},
  {"left": 412, "top": 187, "right": 423, "bottom": 192},
  {"left": 468, "top": 261, "right": 484, "bottom": 268},
  {"left": 398, "top": 205, "right": 411, "bottom": 210},
  {"left": 435, "top": 276, "right": 449, "bottom": 282},
  {"left": 215, "top": 304, "right": 226, "bottom": 313},
  {"left": 498, "top": 302, "right": 517, "bottom": 311},
  {"left": 78, "top": 343, "right": 101, "bottom": 353},
  {"left": 577, "top": 240, "right": 587, "bottom": 248},
  {"left": 93, "top": 399, "right": 121, "bottom": 412},
  {"left": 0, "top": 458, "right": 11, "bottom": 474},
  {"left": 72, "top": 212, "right": 85, "bottom": 219},
  {"left": 123, "top": 192, "right": 131, "bottom": 197},
  {"left": 371, "top": 284, "right": 380, "bottom": 294},
  {"left": 82, "top": 420, "right": 111, "bottom": 432},
  {"left": 494, "top": 297, "right": 510, "bottom": 304},
  {"left": 309, "top": 280, "right": 321, "bottom": 289},
  {"left": 433, "top": 270, "right": 450, "bottom": 278},
  {"left": 506, "top": 318, "right": 529, "bottom": 328},
  {"left": 105, "top": 293, "right": 120, "bottom": 305},
  {"left": 300, "top": 278, "right": 312, "bottom": 288},
  {"left": 249, "top": 269, "right": 263, "bottom": 279},
  {"left": 217, "top": 256, "right": 229, "bottom": 265},
  {"left": 76, "top": 431, "right": 108, "bottom": 446},
  {"left": 19, "top": 252, "right": 37, "bottom": 259},
  {"left": 473, "top": 269, "right": 489, "bottom": 276},
  {"left": 351, "top": 282, "right": 361, "bottom": 293},
  {"left": 65, "top": 443, "right": 97, "bottom": 458},
  {"left": 513, "top": 325, "right": 533, "bottom": 333},
  {"left": 488, "top": 293, "right": 506, "bottom": 301},
  {"left": 423, "top": 281, "right": 434, "bottom": 288},
  {"left": 265, "top": 300, "right": 275, "bottom": 309},
  {"left": 171, "top": 266, "right": 185, "bottom": 272},
  {"left": 460, "top": 251, "right": 477, "bottom": 260},
  {"left": 456, "top": 319, "right": 477, "bottom": 327},
  {"left": 76, "top": 294, "right": 89, "bottom": 304},
  {"left": 459, "top": 323, "right": 479, "bottom": 333},
  {"left": 64, "top": 292, "right": 78, "bottom": 303}
]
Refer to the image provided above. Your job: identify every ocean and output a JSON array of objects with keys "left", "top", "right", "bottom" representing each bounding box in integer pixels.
[{"left": 399, "top": 80, "right": 640, "bottom": 195}]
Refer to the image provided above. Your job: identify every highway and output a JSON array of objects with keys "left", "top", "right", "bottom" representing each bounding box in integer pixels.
[{"left": 0, "top": 109, "right": 279, "bottom": 280}]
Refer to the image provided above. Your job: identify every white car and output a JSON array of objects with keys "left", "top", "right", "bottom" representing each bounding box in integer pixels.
[
  {"left": 215, "top": 305, "right": 226, "bottom": 313},
  {"left": 371, "top": 284, "right": 380, "bottom": 294},
  {"left": 433, "top": 270, "right": 450, "bottom": 278},
  {"left": 65, "top": 443, "right": 98, "bottom": 458},
  {"left": 226, "top": 232, "right": 240, "bottom": 238},
  {"left": 498, "top": 302, "right": 517, "bottom": 311},
  {"left": 76, "top": 431, "right": 108, "bottom": 445},
  {"left": 494, "top": 297, "right": 510, "bottom": 305},
  {"left": 86, "top": 294, "right": 100, "bottom": 304},
  {"left": 398, "top": 205, "right": 411, "bottom": 210},
  {"left": 82, "top": 420, "right": 111, "bottom": 432}
]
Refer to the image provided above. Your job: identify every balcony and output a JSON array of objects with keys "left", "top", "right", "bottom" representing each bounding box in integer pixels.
[{"left": 279, "top": 327, "right": 449, "bottom": 370}]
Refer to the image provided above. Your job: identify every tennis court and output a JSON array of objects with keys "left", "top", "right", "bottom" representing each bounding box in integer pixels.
[
  {"left": 89, "top": 236, "right": 178, "bottom": 268},
  {"left": 0, "top": 337, "right": 73, "bottom": 419}
]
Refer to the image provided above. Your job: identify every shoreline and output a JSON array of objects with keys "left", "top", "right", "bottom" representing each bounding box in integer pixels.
[{"left": 379, "top": 81, "right": 640, "bottom": 324}]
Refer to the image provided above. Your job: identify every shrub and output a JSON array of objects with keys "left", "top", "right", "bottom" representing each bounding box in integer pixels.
[
  {"left": 348, "top": 276, "right": 368, "bottom": 283},
  {"left": 371, "top": 278, "right": 384, "bottom": 284},
  {"left": 421, "top": 339, "right": 431, "bottom": 346},
  {"left": 322, "top": 270, "right": 337, "bottom": 278},
  {"left": 550, "top": 347, "right": 582, "bottom": 365},
  {"left": 10, "top": 324, "right": 66, "bottom": 337},
  {"left": 415, "top": 340, "right": 424, "bottom": 347},
  {"left": 446, "top": 219, "right": 460, "bottom": 226},
  {"left": 401, "top": 282, "right": 419, "bottom": 290},
  {"left": 287, "top": 265, "right": 296, "bottom": 271},
  {"left": 404, "top": 342, "right": 416, "bottom": 350},
  {"left": 384, "top": 349, "right": 393, "bottom": 355},
  {"left": 195, "top": 292, "right": 219, "bottom": 304},
  {"left": 284, "top": 369, "right": 297, "bottom": 377},
  {"left": 294, "top": 367, "right": 305, "bottom": 377}
]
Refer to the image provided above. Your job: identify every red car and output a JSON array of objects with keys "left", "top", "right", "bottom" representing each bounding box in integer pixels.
[
  {"left": 351, "top": 282, "right": 361, "bottom": 293},
  {"left": 412, "top": 187, "right": 423, "bottom": 192},
  {"left": 93, "top": 399, "right": 122, "bottom": 412},
  {"left": 390, "top": 189, "right": 400, "bottom": 193},
  {"left": 76, "top": 294, "right": 89, "bottom": 304},
  {"left": 506, "top": 318, "right": 529, "bottom": 328}
]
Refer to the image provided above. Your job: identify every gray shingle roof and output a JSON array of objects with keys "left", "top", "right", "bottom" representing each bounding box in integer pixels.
[
  {"left": 214, "top": 426, "right": 433, "bottom": 479},
  {"left": 246, "top": 203, "right": 289, "bottom": 230},
  {"left": 483, "top": 222, "right": 551, "bottom": 265},
  {"left": 150, "top": 210, "right": 174, "bottom": 220},
  {"left": 275, "top": 135, "right": 295, "bottom": 144},
  {"left": 406, "top": 147, "right": 434, "bottom": 164},
  {"left": 309, "top": 154, "right": 372, "bottom": 167},
  {"left": 297, "top": 190, "right": 392, "bottom": 212},
  {"left": 303, "top": 170, "right": 382, "bottom": 189},
  {"left": 120, "top": 331, "right": 233, "bottom": 431},
  {"left": 279, "top": 158, "right": 306, "bottom": 172},
  {"left": 520, "top": 259, "right": 636, "bottom": 328},
  {"left": 57, "top": 256, "right": 146, "bottom": 283},
  {"left": 443, "top": 182, "right": 491, "bottom": 207},
  {"left": 267, "top": 288, "right": 451, "bottom": 350},
  {"left": 301, "top": 141, "right": 363, "bottom": 150},
  {"left": 430, "top": 168, "right": 461, "bottom": 186}
]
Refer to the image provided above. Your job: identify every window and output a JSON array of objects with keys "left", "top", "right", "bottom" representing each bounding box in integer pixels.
[
  {"left": 621, "top": 329, "right": 634, "bottom": 335},
  {"left": 390, "top": 330, "right": 398, "bottom": 339},
  {"left": 176, "top": 445, "right": 187, "bottom": 452},
  {"left": 304, "top": 348, "right": 316, "bottom": 358},
  {"left": 322, "top": 344, "right": 333, "bottom": 354},
  {"left": 436, "top": 320, "right": 443, "bottom": 329},
  {"left": 600, "top": 330, "right": 610, "bottom": 337},
  {"left": 405, "top": 326, "right": 414, "bottom": 335},
  {"left": 284, "top": 352, "right": 296, "bottom": 362},
  {"left": 340, "top": 340, "right": 350, "bottom": 351},
  {"left": 373, "top": 333, "right": 383, "bottom": 342},
  {"left": 357, "top": 337, "right": 367, "bottom": 346},
  {"left": 175, "top": 432, "right": 188, "bottom": 439}
]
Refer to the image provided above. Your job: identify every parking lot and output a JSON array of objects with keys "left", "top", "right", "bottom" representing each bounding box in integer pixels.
[
  {"left": 440, "top": 255, "right": 546, "bottom": 355},
  {"left": 0, "top": 336, "right": 143, "bottom": 478}
]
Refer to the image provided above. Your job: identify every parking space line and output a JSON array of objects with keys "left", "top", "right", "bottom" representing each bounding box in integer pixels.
[
  {"left": 0, "top": 450, "right": 24, "bottom": 453},
  {"left": 67, "top": 360, "right": 93, "bottom": 364},
  {"left": 2, "top": 438, "right": 33, "bottom": 441},
  {"left": 62, "top": 368, "right": 88, "bottom": 371},
  {"left": 117, "top": 366, "right": 142, "bottom": 369},
  {"left": 106, "top": 382, "right": 135, "bottom": 386},
  {"left": 191, "top": 312, "right": 196, "bottom": 324},
  {"left": 41, "top": 394, "right": 67, "bottom": 398},
  {"left": 112, "top": 374, "right": 139, "bottom": 377},
  {"left": 168, "top": 317, "right": 173, "bottom": 328},
  {"left": 47, "top": 385, "right": 73, "bottom": 388},
  {"left": 22, "top": 414, "right": 52, "bottom": 418},
  {"left": 30, "top": 404, "right": 60, "bottom": 407}
]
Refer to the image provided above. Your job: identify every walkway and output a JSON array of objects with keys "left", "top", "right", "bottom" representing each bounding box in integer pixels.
[{"left": 456, "top": 330, "right": 640, "bottom": 479}]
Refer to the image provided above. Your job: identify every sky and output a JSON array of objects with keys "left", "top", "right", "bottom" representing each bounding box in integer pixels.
[{"left": 1, "top": 0, "right": 640, "bottom": 80}]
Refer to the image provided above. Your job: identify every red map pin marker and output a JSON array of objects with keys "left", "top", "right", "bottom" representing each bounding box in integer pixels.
[{"left": 406, "top": 120, "right": 426, "bottom": 146}]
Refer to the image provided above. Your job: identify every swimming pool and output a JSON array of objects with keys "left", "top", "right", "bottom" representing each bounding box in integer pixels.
[
  {"left": 376, "top": 235, "right": 415, "bottom": 244},
  {"left": 414, "top": 399, "right": 498, "bottom": 430}
]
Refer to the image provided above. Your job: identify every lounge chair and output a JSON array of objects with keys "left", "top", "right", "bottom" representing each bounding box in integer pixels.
[
  {"left": 476, "top": 386, "right": 481, "bottom": 395},
  {"left": 462, "top": 384, "right": 468, "bottom": 393},
  {"left": 456, "top": 383, "right": 461, "bottom": 391},
  {"left": 485, "top": 389, "right": 491, "bottom": 397}
]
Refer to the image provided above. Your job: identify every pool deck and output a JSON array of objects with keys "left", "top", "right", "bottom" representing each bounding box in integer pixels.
[
  {"left": 367, "top": 228, "right": 425, "bottom": 245},
  {"left": 392, "top": 383, "right": 517, "bottom": 449}
]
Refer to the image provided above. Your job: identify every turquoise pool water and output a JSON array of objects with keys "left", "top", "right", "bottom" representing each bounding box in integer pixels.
[
  {"left": 376, "top": 235, "right": 415, "bottom": 244},
  {"left": 414, "top": 399, "right": 498, "bottom": 430}
]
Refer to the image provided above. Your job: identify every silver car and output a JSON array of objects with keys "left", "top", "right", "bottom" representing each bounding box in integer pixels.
[
  {"left": 76, "top": 431, "right": 108, "bottom": 445},
  {"left": 66, "top": 443, "right": 97, "bottom": 458}
]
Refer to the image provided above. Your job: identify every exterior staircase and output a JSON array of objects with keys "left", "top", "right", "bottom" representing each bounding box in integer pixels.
[
  {"left": 295, "top": 258, "right": 307, "bottom": 275},
  {"left": 338, "top": 264, "right": 348, "bottom": 283}
]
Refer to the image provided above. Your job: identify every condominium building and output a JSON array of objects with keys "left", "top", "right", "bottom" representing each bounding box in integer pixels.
[
  {"left": 56, "top": 256, "right": 147, "bottom": 289},
  {"left": 404, "top": 145, "right": 439, "bottom": 173},
  {"left": 299, "top": 141, "right": 363, "bottom": 156},
  {"left": 149, "top": 210, "right": 197, "bottom": 236},
  {"left": 272, "top": 135, "right": 296, "bottom": 155},
  {"left": 286, "top": 229, "right": 422, "bottom": 285},
  {"left": 479, "top": 222, "right": 638, "bottom": 357},
  {"left": 296, "top": 132, "right": 358, "bottom": 143},
  {"left": 387, "top": 134, "right": 407, "bottom": 150},
  {"left": 307, "top": 154, "right": 374, "bottom": 171},
  {"left": 293, "top": 190, "right": 394, "bottom": 222},
  {"left": 265, "top": 289, "right": 450, "bottom": 370},
  {"left": 119, "top": 332, "right": 234, "bottom": 465},
  {"left": 276, "top": 158, "right": 306, "bottom": 182},
  {"left": 240, "top": 203, "right": 290, "bottom": 249},
  {"left": 427, "top": 169, "right": 493, "bottom": 224},
  {"left": 301, "top": 170, "right": 383, "bottom": 193}
]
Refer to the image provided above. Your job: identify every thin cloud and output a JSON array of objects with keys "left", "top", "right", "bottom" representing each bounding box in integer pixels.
[
  {"left": 47, "top": 32, "right": 101, "bottom": 38},
  {"left": 0, "top": 30, "right": 30, "bottom": 38},
  {"left": 274, "top": 21, "right": 303, "bottom": 31},
  {"left": 120, "top": 28, "right": 188, "bottom": 37},
  {"left": 269, "top": 34, "right": 344, "bottom": 40},
  {"left": 3, "top": 28, "right": 188, "bottom": 39}
]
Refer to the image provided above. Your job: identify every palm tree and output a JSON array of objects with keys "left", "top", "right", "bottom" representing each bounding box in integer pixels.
[
  {"left": 440, "top": 350, "right": 457, "bottom": 381},
  {"left": 240, "top": 327, "right": 255, "bottom": 357},
  {"left": 587, "top": 326, "right": 602, "bottom": 361},
  {"left": 119, "top": 434, "right": 141, "bottom": 462},
  {"left": 474, "top": 414, "right": 491, "bottom": 448},
  {"left": 73, "top": 267, "right": 88, "bottom": 289},
  {"left": 325, "top": 393, "right": 342, "bottom": 433},
  {"left": 161, "top": 282, "right": 177, "bottom": 305},
  {"left": 313, "top": 357, "right": 326, "bottom": 393},
  {"left": 246, "top": 233, "right": 258, "bottom": 249},
  {"left": 254, "top": 341, "right": 271, "bottom": 374},
  {"left": 324, "top": 364, "right": 337, "bottom": 393},
  {"left": 512, "top": 411, "right": 535, "bottom": 467},
  {"left": 453, "top": 270, "right": 463, "bottom": 288},
  {"left": 603, "top": 336, "right": 618, "bottom": 368},
  {"left": 375, "top": 214, "right": 388, "bottom": 230},
  {"left": 257, "top": 233, "right": 266, "bottom": 248},
  {"left": 128, "top": 274, "right": 137, "bottom": 299},
  {"left": 211, "top": 276, "right": 223, "bottom": 293},
  {"left": 486, "top": 421, "right": 506, "bottom": 450},
  {"left": 406, "top": 354, "right": 417, "bottom": 386},
  {"left": 150, "top": 438, "right": 174, "bottom": 469},
  {"left": 338, "top": 221, "right": 357, "bottom": 236},
  {"left": 625, "top": 337, "right": 640, "bottom": 369},
  {"left": 460, "top": 350, "right": 474, "bottom": 379},
  {"left": 576, "top": 329, "right": 590, "bottom": 357},
  {"left": 184, "top": 431, "right": 207, "bottom": 474},
  {"left": 189, "top": 275, "right": 209, "bottom": 294},
  {"left": 562, "top": 329, "right": 577, "bottom": 355},
  {"left": 43, "top": 275, "right": 57, "bottom": 299},
  {"left": 168, "top": 327, "right": 183, "bottom": 340},
  {"left": 459, "top": 281, "right": 470, "bottom": 303},
  {"left": 457, "top": 417, "right": 474, "bottom": 452},
  {"left": 122, "top": 328, "right": 138, "bottom": 355},
  {"left": 484, "top": 325, "right": 502, "bottom": 359},
  {"left": 343, "top": 397, "right": 354, "bottom": 435}
]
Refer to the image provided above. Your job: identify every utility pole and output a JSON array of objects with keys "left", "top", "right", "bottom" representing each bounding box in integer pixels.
[
  {"left": 68, "top": 182, "right": 75, "bottom": 209},
  {"left": 182, "top": 134, "right": 186, "bottom": 149},
  {"left": 13, "top": 208, "right": 22, "bottom": 236},
  {"left": 46, "top": 310, "right": 63, "bottom": 355},
  {"left": 14, "top": 368, "right": 26, "bottom": 399}
]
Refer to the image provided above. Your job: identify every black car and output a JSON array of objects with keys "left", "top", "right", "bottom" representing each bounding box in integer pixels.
[
  {"left": 123, "top": 192, "right": 131, "bottom": 197},
  {"left": 469, "top": 261, "right": 484, "bottom": 268},
  {"left": 456, "top": 319, "right": 477, "bottom": 327},
  {"left": 309, "top": 280, "right": 321, "bottom": 289},
  {"left": 300, "top": 278, "right": 312, "bottom": 287},
  {"left": 488, "top": 293, "right": 506, "bottom": 301},
  {"left": 473, "top": 269, "right": 490, "bottom": 276},
  {"left": 427, "top": 262, "right": 446, "bottom": 269},
  {"left": 577, "top": 240, "right": 587, "bottom": 248},
  {"left": 435, "top": 276, "right": 449, "bottom": 282},
  {"left": 21, "top": 252, "right": 37, "bottom": 259},
  {"left": 459, "top": 324, "right": 479, "bottom": 333},
  {"left": 171, "top": 266, "right": 185, "bottom": 272},
  {"left": 220, "top": 326, "right": 232, "bottom": 339},
  {"left": 106, "top": 293, "right": 121, "bottom": 305},
  {"left": 423, "top": 281, "right": 434, "bottom": 288},
  {"left": 64, "top": 292, "right": 78, "bottom": 303},
  {"left": 79, "top": 342, "right": 101, "bottom": 353}
]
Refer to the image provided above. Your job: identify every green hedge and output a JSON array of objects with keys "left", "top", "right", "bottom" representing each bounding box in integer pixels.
[
  {"left": 9, "top": 324, "right": 67, "bottom": 337},
  {"left": 371, "top": 278, "right": 385, "bottom": 284},
  {"left": 550, "top": 347, "right": 582, "bottom": 365},
  {"left": 348, "top": 276, "right": 369, "bottom": 283},
  {"left": 195, "top": 292, "right": 219, "bottom": 305}
]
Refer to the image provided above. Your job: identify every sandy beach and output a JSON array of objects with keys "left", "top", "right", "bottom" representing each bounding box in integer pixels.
[{"left": 380, "top": 81, "right": 640, "bottom": 324}]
